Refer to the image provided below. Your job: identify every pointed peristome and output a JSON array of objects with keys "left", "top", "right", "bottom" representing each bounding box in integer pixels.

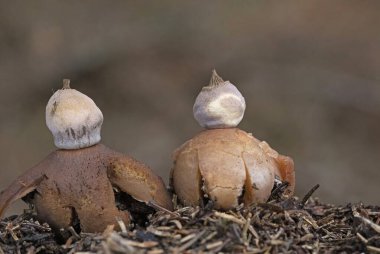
[
  {"left": 62, "top": 79, "right": 71, "bottom": 89},
  {"left": 208, "top": 69, "right": 224, "bottom": 87}
]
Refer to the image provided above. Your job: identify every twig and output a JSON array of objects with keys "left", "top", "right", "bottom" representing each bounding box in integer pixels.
[
  {"left": 178, "top": 230, "right": 206, "bottom": 252},
  {"left": 242, "top": 214, "right": 251, "bottom": 242},
  {"left": 68, "top": 226, "right": 80, "bottom": 239},
  {"left": 206, "top": 240, "right": 223, "bottom": 250},
  {"left": 214, "top": 211, "right": 245, "bottom": 225},
  {"left": 116, "top": 217, "right": 127, "bottom": 233},
  {"left": 368, "top": 246, "right": 380, "bottom": 253},
  {"left": 356, "top": 232, "right": 368, "bottom": 244},
  {"left": 268, "top": 181, "right": 289, "bottom": 201},
  {"left": 301, "top": 184, "right": 320, "bottom": 208},
  {"left": 148, "top": 201, "right": 179, "bottom": 217},
  {"left": 352, "top": 207, "right": 380, "bottom": 233}
]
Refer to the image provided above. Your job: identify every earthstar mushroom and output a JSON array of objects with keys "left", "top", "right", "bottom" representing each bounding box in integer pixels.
[
  {"left": 0, "top": 80, "right": 172, "bottom": 235},
  {"left": 171, "top": 70, "right": 295, "bottom": 210}
]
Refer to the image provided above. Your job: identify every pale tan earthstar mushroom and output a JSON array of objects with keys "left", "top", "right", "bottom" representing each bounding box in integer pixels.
[
  {"left": 171, "top": 70, "right": 295, "bottom": 210},
  {"left": 0, "top": 79, "right": 172, "bottom": 235}
]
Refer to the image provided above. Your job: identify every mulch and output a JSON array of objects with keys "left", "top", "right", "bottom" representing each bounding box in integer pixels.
[{"left": 1, "top": 185, "right": 379, "bottom": 254}]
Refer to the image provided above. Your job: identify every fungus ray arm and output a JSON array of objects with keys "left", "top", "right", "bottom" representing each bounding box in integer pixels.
[
  {"left": 0, "top": 173, "right": 46, "bottom": 218},
  {"left": 275, "top": 155, "right": 295, "bottom": 195},
  {"left": 107, "top": 156, "right": 173, "bottom": 211},
  {"left": 259, "top": 141, "right": 295, "bottom": 195}
]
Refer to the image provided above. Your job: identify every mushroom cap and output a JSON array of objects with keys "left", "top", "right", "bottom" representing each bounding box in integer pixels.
[
  {"left": 193, "top": 70, "right": 246, "bottom": 129},
  {"left": 46, "top": 81, "right": 103, "bottom": 150},
  {"left": 171, "top": 128, "right": 294, "bottom": 210}
]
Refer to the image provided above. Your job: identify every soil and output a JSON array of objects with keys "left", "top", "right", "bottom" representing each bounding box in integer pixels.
[{"left": 0, "top": 185, "right": 379, "bottom": 254}]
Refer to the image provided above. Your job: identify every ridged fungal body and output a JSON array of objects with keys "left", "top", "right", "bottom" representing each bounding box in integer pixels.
[
  {"left": 0, "top": 80, "right": 172, "bottom": 236},
  {"left": 171, "top": 71, "right": 295, "bottom": 210}
]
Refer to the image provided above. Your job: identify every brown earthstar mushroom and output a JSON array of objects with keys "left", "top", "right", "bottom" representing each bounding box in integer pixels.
[
  {"left": 0, "top": 79, "right": 172, "bottom": 235},
  {"left": 171, "top": 70, "right": 295, "bottom": 210}
]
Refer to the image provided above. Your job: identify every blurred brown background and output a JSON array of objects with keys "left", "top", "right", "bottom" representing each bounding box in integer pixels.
[{"left": 1, "top": 1, "right": 379, "bottom": 215}]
